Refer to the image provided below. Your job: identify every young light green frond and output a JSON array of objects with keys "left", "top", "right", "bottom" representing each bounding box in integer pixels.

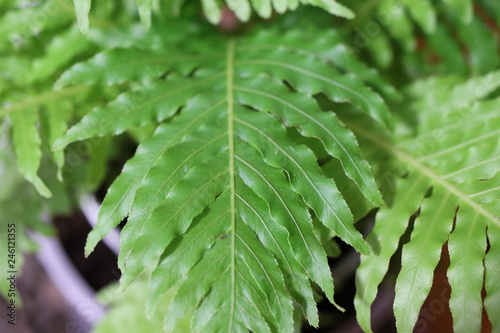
[
  {"left": 352, "top": 73, "right": 500, "bottom": 333},
  {"left": 1, "top": 86, "right": 87, "bottom": 118},
  {"left": 66, "top": 26, "right": 390, "bottom": 331}
]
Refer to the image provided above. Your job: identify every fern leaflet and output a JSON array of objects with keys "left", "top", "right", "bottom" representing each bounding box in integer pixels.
[{"left": 353, "top": 71, "right": 500, "bottom": 333}]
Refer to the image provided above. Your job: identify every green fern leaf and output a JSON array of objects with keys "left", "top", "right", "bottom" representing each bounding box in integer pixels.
[
  {"left": 354, "top": 0, "right": 498, "bottom": 76},
  {"left": 72, "top": 0, "right": 354, "bottom": 28},
  {"left": 353, "top": 71, "right": 500, "bottom": 333},
  {"left": 354, "top": 172, "right": 431, "bottom": 333},
  {"left": 73, "top": 0, "right": 91, "bottom": 34},
  {"left": 2, "top": 86, "right": 88, "bottom": 195},
  {"left": 9, "top": 108, "right": 51, "bottom": 198},
  {"left": 485, "top": 228, "right": 500, "bottom": 333},
  {"left": 402, "top": 0, "right": 436, "bottom": 33},
  {"left": 93, "top": 276, "right": 191, "bottom": 333},
  {"left": 0, "top": 0, "right": 73, "bottom": 45},
  {"left": 443, "top": 0, "right": 473, "bottom": 23},
  {"left": 0, "top": 136, "right": 54, "bottom": 301},
  {"left": 304, "top": 0, "right": 354, "bottom": 19},
  {"left": 41, "top": 100, "right": 73, "bottom": 181},
  {"left": 55, "top": 25, "right": 389, "bottom": 332},
  {"left": 136, "top": 0, "right": 154, "bottom": 30},
  {"left": 29, "top": 24, "right": 89, "bottom": 84}
]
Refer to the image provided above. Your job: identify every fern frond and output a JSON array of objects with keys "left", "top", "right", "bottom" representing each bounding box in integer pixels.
[
  {"left": 0, "top": 0, "right": 107, "bottom": 195},
  {"left": 353, "top": 71, "right": 500, "bottom": 333},
  {"left": 55, "top": 24, "right": 390, "bottom": 332},
  {"left": 9, "top": 107, "right": 51, "bottom": 198},
  {"left": 352, "top": 0, "right": 499, "bottom": 76},
  {"left": 73, "top": 0, "right": 354, "bottom": 29}
]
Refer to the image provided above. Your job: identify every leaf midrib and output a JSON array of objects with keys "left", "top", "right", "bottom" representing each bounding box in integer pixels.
[{"left": 226, "top": 38, "right": 237, "bottom": 333}]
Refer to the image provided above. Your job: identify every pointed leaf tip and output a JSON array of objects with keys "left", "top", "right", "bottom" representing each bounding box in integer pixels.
[{"left": 73, "top": 0, "right": 91, "bottom": 35}]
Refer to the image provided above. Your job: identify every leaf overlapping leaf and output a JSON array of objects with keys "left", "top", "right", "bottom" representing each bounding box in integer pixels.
[
  {"left": 56, "top": 25, "right": 389, "bottom": 332},
  {"left": 353, "top": 71, "right": 500, "bottom": 333}
]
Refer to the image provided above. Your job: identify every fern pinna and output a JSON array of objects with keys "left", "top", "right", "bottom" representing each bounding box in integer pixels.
[
  {"left": 347, "top": 0, "right": 500, "bottom": 76},
  {"left": 352, "top": 72, "right": 500, "bottom": 333},
  {"left": 54, "top": 22, "right": 391, "bottom": 332}
]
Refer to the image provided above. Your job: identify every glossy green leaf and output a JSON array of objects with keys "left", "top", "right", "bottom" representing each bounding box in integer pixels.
[
  {"left": 9, "top": 108, "right": 51, "bottom": 198},
  {"left": 63, "top": 26, "right": 390, "bottom": 332},
  {"left": 485, "top": 226, "right": 500, "bottom": 333},
  {"left": 443, "top": 0, "right": 473, "bottom": 23},
  {"left": 352, "top": 72, "right": 500, "bottom": 333},
  {"left": 354, "top": 173, "right": 430, "bottom": 333},
  {"left": 394, "top": 186, "right": 457, "bottom": 332}
]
